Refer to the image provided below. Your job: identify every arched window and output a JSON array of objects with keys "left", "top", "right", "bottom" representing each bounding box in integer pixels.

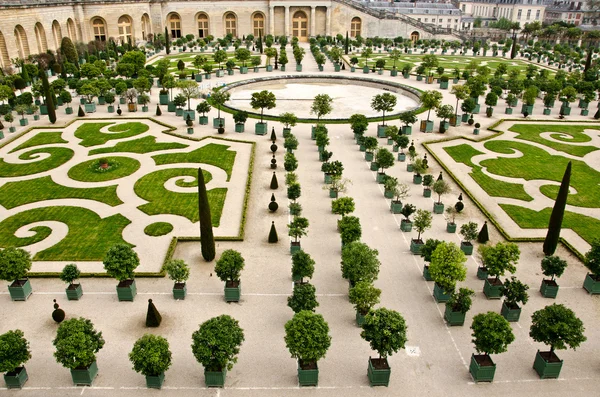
[
  {"left": 169, "top": 14, "right": 182, "bottom": 38},
  {"left": 67, "top": 18, "right": 76, "bottom": 41},
  {"left": 225, "top": 12, "right": 237, "bottom": 37},
  {"left": 292, "top": 11, "right": 308, "bottom": 40},
  {"left": 252, "top": 13, "right": 265, "bottom": 37},
  {"left": 0, "top": 31, "right": 9, "bottom": 68},
  {"left": 351, "top": 17, "right": 361, "bottom": 38},
  {"left": 92, "top": 18, "right": 107, "bottom": 41},
  {"left": 52, "top": 20, "right": 62, "bottom": 49},
  {"left": 141, "top": 14, "right": 151, "bottom": 41},
  {"left": 411, "top": 31, "right": 420, "bottom": 42},
  {"left": 14, "top": 25, "right": 30, "bottom": 59},
  {"left": 118, "top": 16, "right": 133, "bottom": 44},
  {"left": 34, "top": 23, "right": 48, "bottom": 53},
  {"left": 197, "top": 14, "right": 209, "bottom": 38}
]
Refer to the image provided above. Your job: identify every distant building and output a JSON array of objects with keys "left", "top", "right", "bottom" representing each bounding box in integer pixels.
[
  {"left": 453, "top": 0, "right": 546, "bottom": 30},
  {"left": 544, "top": 1, "right": 585, "bottom": 26}
]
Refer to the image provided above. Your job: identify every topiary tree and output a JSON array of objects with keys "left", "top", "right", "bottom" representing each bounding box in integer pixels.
[
  {"left": 421, "top": 90, "right": 443, "bottom": 123},
  {"left": 163, "top": 259, "right": 190, "bottom": 284},
  {"left": 349, "top": 281, "right": 381, "bottom": 316},
  {"left": 338, "top": 215, "right": 362, "bottom": 246},
  {"left": 0, "top": 330, "right": 31, "bottom": 375},
  {"left": 287, "top": 282, "right": 318, "bottom": 313},
  {"left": 198, "top": 167, "right": 215, "bottom": 262},
  {"left": 361, "top": 308, "right": 407, "bottom": 361},
  {"left": 478, "top": 242, "right": 520, "bottom": 282},
  {"left": 331, "top": 196, "right": 355, "bottom": 218},
  {"left": 413, "top": 209, "right": 432, "bottom": 242},
  {"left": 429, "top": 241, "right": 467, "bottom": 294},
  {"left": 371, "top": 93, "right": 397, "bottom": 127},
  {"left": 460, "top": 222, "right": 479, "bottom": 245},
  {"left": 103, "top": 244, "right": 139, "bottom": 282},
  {"left": 349, "top": 113, "right": 368, "bottom": 137},
  {"left": 432, "top": 179, "right": 451, "bottom": 205},
  {"left": 291, "top": 250, "right": 315, "bottom": 283},
  {"left": 191, "top": 315, "right": 244, "bottom": 372},
  {"left": 470, "top": 312, "right": 514, "bottom": 357},
  {"left": 500, "top": 276, "right": 529, "bottom": 310},
  {"left": 129, "top": 334, "right": 172, "bottom": 378},
  {"left": 250, "top": 90, "right": 276, "bottom": 123},
  {"left": 541, "top": 255, "right": 567, "bottom": 282},
  {"left": 529, "top": 304, "right": 586, "bottom": 355},
  {"left": 310, "top": 94, "right": 333, "bottom": 123},
  {"left": 543, "top": 161, "right": 571, "bottom": 256},
  {"left": 341, "top": 242, "right": 380, "bottom": 285},
  {"left": 288, "top": 216, "right": 309, "bottom": 243},
  {"left": 59, "top": 263, "right": 80, "bottom": 286},
  {"left": 214, "top": 249, "right": 245, "bottom": 284},
  {"left": 284, "top": 311, "right": 331, "bottom": 369},
  {"left": 477, "top": 221, "right": 489, "bottom": 244},
  {"left": 0, "top": 247, "right": 32, "bottom": 283},
  {"left": 210, "top": 88, "right": 230, "bottom": 120},
  {"left": 53, "top": 317, "right": 105, "bottom": 370}
]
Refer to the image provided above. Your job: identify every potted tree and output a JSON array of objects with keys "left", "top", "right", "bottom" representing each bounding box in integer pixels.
[
  {"left": 0, "top": 330, "right": 31, "bottom": 389},
  {"left": 432, "top": 179, "right": 450, "bottom": 213},
  {"left": 14, "top": 105, "right": 29, "bottom": 126},
  {"left": 284, "top": 134, "right": 299, "bottom": 153},
  {"left": 129, "top": 334, "right": 172, "bottom": 389},
  {"left": 411, "top": 157, "right": 427, "bottom": 185},
  {"left": 410, "top": 209, "right": 432, "bottom": 254},
  {"left": 284, "top": 311, "right": 331, "bottom": 386},
  {"left": 341, "top": 242, "right": 380, "bottom": 288},
  {"left": 163, "top": 259, "right": 190, "bottom": 300},
  {"left": 125, "top": 88, "right": 139, "bottom": 112},
  {"left": 485, "top": 92, "right": 498, "bottom": 117},
  {"left": 445, "top": 206, "right": 458, "bottom": 233},
  {"left": 530, "top": 304, "right": 586, "bottom": 379},
  {"left": 325, "top": 176, "right": 350, "bottom": 199},
  {"left": 349, "top": 281, "right": 381, "bottom": 326},
  {"left": 428, "top": 241, "right": 467, "bottom": 303},
  {"left": 540, "top": 255, "right": 567, "bottom": 298},
  {"left": 459, "top": 221, "right": 478, "bottom": 255},
  {"left": 287, "top": 282, "right": 318, "bottom": 313},
  {"left": 361, "top": 307, "right": 408, "bottom": 387},
  {"left": 435, "top": 104, "right": 454, "bottom": 133},
  {"left": 479, "top": 242, "right": 520, "bottom": 299},
  {"left": 375, "top": 148, "right": 394, "bottom": 183},
  {"left": 450, "top": 84, "right": 470, "bottom": 126},
  {"left": 349, "top": 113, "right": 368, "bottom": 142},
  {"left": 420, "top": 90, "right": 442, "bottom": 132},
  {"left": 469, "top": 312, "right": 515, "bottom": 382},
  {"left": 233, "top": 110, "right": 248, "bottom": 133},
  {"left": 60, "top": 90, "right": 73, "bottom": 114},
  {"left": 53, "top": 317, "right": 105, "bottom": 386},
  {"left": 399, "top": 110, "right": 417, "bottom": 135},
  {"left": 60, "top": 263, "right": 83, "bottom": 300},
  {"left": 338, "top": 215, "right": 362, "bottom": 247},
  {"left": 291, "top": 250, "right": 315, "bottom": 283},
  {"left": 102, "top": 243, "right": 139, "bottom": 302},
  {"left": 391, "top": 182, "right": 410, "bottom": 215},
  {"left": 0, "top": 247, "right": 32, "bottom": 301},
  {"left": 420, "top": 239, "right": 442, "bottom": 281},
  {"left": 215, "top": 249, "right": 245, "bottom": 302},
  {"left": 293, "top": 46, "right": 305, "bottom": 71},
  {"left": 383, "top": 176, "right": 398, "bottom": 199},
  {"left": 371, "top": 93, "right": 397, "bottom": 137},
  {"left": 104, "top": 92, "right": 116, "bottom": 113},
  {"left": 400, "top": 203, "right": 416, "bottom": 231},
  {"left": 331, "top": 196, "right": 355, "bottom": 218},
  {"left": 394, "top": 134, "right": 410, "bottom": 161},
  {"left": 583, "top": 239, "right": 600, "bottom": 294},
  {"left": 363, "top": 136, "right": 378, "bottom": 162},
  {"left": 322, "top": 160, "right": 343, "bottom": 184},
  {"left": 250, "top": 90, "right": 276, "bottom": 135},
  {"left": 288, "top": 217, "right": 309, "bottom": 254},
  {"left": 191, "top": 315, "right": 244, "bottom": 387},
  {"left": 197, "top": 101, "right": 211, "bottom": 125},
  {"left": 499, "top": 276, "right": 529, "bottom": 322},
  {"left": 280, "top": 112, "right": 298, "bottom": 137},
  {"left": 210, "top": 88, "right": 230, "bottom": 128},
  {"left": 505, "top": 93, "right": 516, "bottom": 114},
  {"left": 444, "top": 288, "right": 474, "bottom": 326}
]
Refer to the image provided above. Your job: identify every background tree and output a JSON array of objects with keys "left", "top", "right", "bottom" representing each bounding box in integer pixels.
[
  {"left": 310, "top": 94, "right": 333, "bottom": 122},
  {"left": 543, "top": 162, "right": 571, "bottom": 256},
  {"left": 61, "top": 37, "right": 79, "bottom": 68},
  {"left": 198, "top": 167, "right": 215, "bottom": 261}
]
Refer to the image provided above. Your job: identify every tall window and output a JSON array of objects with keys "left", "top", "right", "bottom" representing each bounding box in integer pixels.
[
  {"left": 118, "top": 16, "right": 132, "bottom": 44},
  {"left": 253, "top": 13, "right": 264, "bottom": 37},
  {"left": 197, "top": 14, "right": 209, "bottom": 38},
  {"left": 92, "top": 18, "right": 106, "bottom": 41},
  {"left": 526, "top": 9, "right": 531, "bottom": 20},
  {"left": 535, "top": 10, "right": 540, "bottom": 20},
  {"left": 225, "top": 13, "right": 237, "bottom": 37},
  {"left": 141, "top": 14, "right": 151, "bottom": 41},
  {"left": 169, "top": 14, "right": 181, "bottom": 38},
  {"left": 351, "top": 17, "right": 361, "bottom": 37},
  {"left": 517, "top": 9, "right": 522, "bottom": 19}
]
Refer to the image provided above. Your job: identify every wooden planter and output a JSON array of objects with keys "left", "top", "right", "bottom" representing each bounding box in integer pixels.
[
  {"left": 204, "top": 368, "right": 227, "bottom": 387},
  {"left": 367, "top": 357, "right": 391, "bottom": 387},
  {"left": 116, "top": 279, "right": 137, "bottom": 302},
  {"left": 400, "top": 219, "right": 412, "bottom": 232},
  {"left": 65, "top": 283, "right": 83, "bottom": 300},
  {"left": 583, "top": 273, "right": 600, "bottom": 294},
  {"left": 483, "top": 278, "right": 503, "bottom": 299},
  {"left": 3, "top": 366, "right": 28, "bottom": 389},
  {"left": 355, "top": 311, "right": 366, "bottom": 326},
  {"left": 469, "top": 354, "right": 496, "bottom": 383},
  {"left": 446, "top": 222, "right": 457, "bottom": 233},
  {"left": 433, "top": 203, "right": 444, "bottom": 214},
  {"left": 145, "top": 373, "right": 165, "bottom": 389},
  {"left": 410, "top": 239, "right": 424, "bottom": 254},
  {"left": 422, "top": 265, "right": 432, "bottom": 281},
  {"left": 476, "top": 266, "right": 488, "bottom": 280},
  {"left": 433, "top": 282, "right": 451, "bottom": 303},
  {"left": 173, "top": 282, "right": 187, "bottom": 300},
  {"left": 391, "top": 201, "right": 403, "bottom": 214},
  {"left": 8, "top": 278, "right": 32, "bottom": 301},
  {"left": 460, "top": 242, "right": 474, "bottom": 255},
  {"left": 297, "top": 361, "right": 319, "bottom": 386},
  {"left": 444, "top": 305, "right": 466, "bottom": 326},
  {"left": 224, "top": 280, "right": 241, "bottom": 302},
  {"left": 500, "top": 301, "right": 521, "bottom": 322},
  {"left": 70, "top": 361, "right": 98, "bottom": 386},
  {"left": 540, "top": 279, "right": 559, "bottom": 298},
  {"left": 533, "top": 350, "right": 563, "bottom": 379}
]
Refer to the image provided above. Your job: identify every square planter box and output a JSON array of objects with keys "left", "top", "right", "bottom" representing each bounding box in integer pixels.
[
  {"left": 420, "top": 120, "right": 433, "bottom": 132},
  {"left": 370, "top": 162, "right": 379, "bottom": 171},
  {"left": 460, "top": 242, "right": 473, "bottom": 255},
  {"left": 583, "top": 273, "right": 600, "bottom": 294},
  {"left": 433, "top": 203, "right": 444, "bottom": 214},
  {"left": 439, "top": 80, "right": 449, "bottom": 89},
  {"left": 183, "top": 110, "right": 196, "bottom": 121},
  {"left": 363, "top": 66, "right": 370, "bottom": 74},
  {"left": 199, "top": 116, "right": 209, "bottom": 125},
  {"left": 446, "top": 222, "right": 457, "bottom": 233},
  {"left": 255, "top": 122, "right": 268, "bottom": 135},
  {"left": 501, "top": 301, "right": 521, "bottom": 322},
  {"left": 483, "top": 278, "right": 503, "bottom": 299},
  {"left": 19, "top": 118, "right": 28, "bottom": 126},
  {"left": 470, "top": 354, "right": 496, "bottom": 383},
  {"left": 290, "top": 242, "right": 301, "bottom": 254},
  {"left": 204, "top": 368, "right": 226, "bottom": 387},
  {"left": 240, "top": 66, "right": 248, "bottom": 74},
  {"left": 356, "top": 311, "right": 366, "bottom": 326},
  {"left": 543, "top": 108, "right": 552, "bottom": 115},
  {"left": 297, "top": 361, "right": 319, "bottom": 386},
  {"left": 167, "top": 102, "right": 176, "bottom": 112},
  {"left": 70, "top": 361, "right": 98, "bottom": 386},
  {"left": 9, "top": 126, "right": 16, "bottom": 133},
  {"left": 400, "top": 219, "right": 412, "bottom": 232},
  {"left": 505, "top": 107, "right": 513, "bottom": 114},
  {"left": 410, "top": 239, "right": 423, "bottom": 254},
  {"left": 397, "top": 153, "right": 406, "bottom": 162},
  {"left": 540, "top": 279, "right": 558, "bottom": 298},
  {"left": 4, "top": 366, "right": 28, "bottom": 389},
  {"left": 444, "top": 305, "right": 466, "bottom": 326},
  {"left": 581, "top": 109, "right": 589, "bottom": 116},
  {"left": 391, "top": 201, "right": 403, "bottom": 214},
  {"left": 384, "top": 189, "right": 394, "bottom": 199},
  {"left": 213, "top": 117, "right": 225, "bottom": 128},
  {"left": 173, "top": 283, "right": 187, "bottom": 300},
  {"left": 329, "top": 189, "right": 338, "bottom": 198},
  {"left": 423, "top": 265, "right": 433, "bottom": 281},
  {"left": 145, "top": 373, "right": 165, "bottom": 389},
  {"left": 561, "top": 105, "right": 571, "bottom": 116},
  {"left": 195, "top": 74, "right": 203, "bottom": 82},
  {"left": 413, "top": 174, "right": 422, "bottom": 184},
  {"left": 365, "top": 152, "right": 374, "bottom": 162},
  {"left": 377, "top": 125, "right": 387, "bottom": 137},
  {"left": 433, "top": 282, "right": 451, "bottom": 303},
  {"left": 65, "top": 107, "right": 74, "bottom": 115},
  {"left": 402, "top": 125, "right": 412, "bottom": 135},
  {"left": 8, "top": 278, "right": 32, "bottom": 301},
  {"left": 477, "top": 266, "right": 488, "bottom": 280},
  {"left": 224, "top": 281, "right": 241, "bottom": 302},
  {"left": 533, "top": 350, "right": 563, "bottom": 379},
  {"left": 296, "top": 64, "right": 302, "bottom": 72},
  {"left": 235, "top": 123, "right": 245, "bottom": 132},
  {"left": 116, "top": 279, "right": 137, "bottom": 302},
  {"left": 367, "top": 357, "right": 390, "bottom": 387},
  {"left": 65, "top": 283, "right": 83, "bottom": 300}
]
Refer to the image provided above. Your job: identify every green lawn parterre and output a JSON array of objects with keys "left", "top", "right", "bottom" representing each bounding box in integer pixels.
[{"left": 67, "top": 156, "right": 141, "bottom": 182}]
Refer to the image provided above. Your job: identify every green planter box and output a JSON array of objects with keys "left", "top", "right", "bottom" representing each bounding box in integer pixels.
[
  {"left": 255, "top": 122, "right": 268, "bottom": 135},
  {"left": 9, "top": 126, "right": 16, "bottom": 133},
  {"left": 410, "top": 239, "right": 423, "bottom": 254},
  {"left": 365, "top": 152, "right": 374, "bottom": 162},
  {"left": 216, "top": 70, "right": 224, "bottom": 77},
  {"left": 501, "top": 301, "right": 521, "bottom": 322},
  {"left": 446, "top": 222, "right": 457, "bottom": 233},
  {"left": 329, "top": 189, "right": 338, "bottom": 198},
  {"left": 439, "top": 80, "right": 449, "bottom": 89},
  {"left": 533, "top": 350, "right": 563, "bottom": 379},
  {"left": 483, "top": 278, "right": 502, "bottom": 299},
  {"left": 213, "top": 117, "right": 225, "bottom": 128},
  {"left": 367, "top": 358, "right": 391, "bottom": 387},
  {"left": 583, "top": 273, "right": 600, "bottom": 294},
  {"left": 167, "top": 102, "right": 176, "bottom": 112},
  {"left": 334, "top": 64, "right": 341, "bottom": 72},
  {"left": 235, "top": 123, "right": 245, "bottom": 132},
  {"left": 65, "top": 283, "right": 83, "bottom": 300},
  {"left": 423, "top": 188, "right": 432, "bottom": 198},
  {"left": 266, "top": 65, "right": 273, "bottom": 72},
  {"left": 8, "top": 278, "right": 32, "bottom": 301},
  {"left": 290, "top": 242, "right": 301, "bottom": 254},
  {"left": 444, "top": 305, "right": 466, "bottom": 326},
  {"left": 175, "top": 108, "right": 183, "bottom": 116},
  {"left": 199, "top": 116, "right": 208, "bottom": 125},
  {"left": 402, "top": 125, "right": 412, "bottom": 135},
  {"left": 363, "top": 66, "right": 370, "bottom": 74},
  {"left": 521, "top": 104, "right": 534, "bottom": 114},
  {"left": 283, "top": 128, "right": 291, "bottom": 138},
  {"left": 505, "top": 107, "right": 513, "bottom": 115},
  {"left": 19, "top": 118, "right": 28, "bottom": 126},
  {"left": 107, "top": 105, "right": 114, "bottom": 113},
  {"left": 543, "top": 108, "right": 551, "bottom": 115},
  {"left": 377, "top": 125, "right": 387, "bottom": 137},
  {"left": 65, "top": 107, "right": 73, "bottom": 114},
  {"left": 376, "top": 173, "right": 386, "bottom": 183},
  {"left": 204, "top": 368, "right": 226, "bottom": 387},
  {"left": 296, "top": 64, "right": 303, "bottom": 72},
  {"left": 477, "top": 266, "right": 488, "bottom": 280},
  {"left": 561, "top": 105, "right": 571, "bottom": 116},
  {"left": 195, "top": 74, "right": 203, "bottom": 82},
  {"left": 540, "top": 279, "right": 558, "bottom": 298},
  {"left": 413, "top": 174, "right": 422, "bottom": 184},
  {"left": 397, "top": 153, "right": 406, "bottom": 162},
  {"left": 173, "top": 283, "right": 187, "bottom": 300},
  {"left": 120, "top": 97, "right": 127, "bottom": 105},
  {"left": 581, "top": 109, "right": 589, "bottom": 116},
  {"left": 70, "top": 361, "right": 98, "bottom": 386},
  {"left": 116, "top": 279, "right": 136, "bottom": 302},
  {"left": 384, "top": 189, "right": 393, "bottom": 199},
  {"left": 461, "top": 113, "right": 470, "bottom": 122},
  {"left": 84, "top": 103, "right": 96, "bottom": 113},
  {"left": 370, "top": 162, "right": 379, "bottom": 171},
  {"left": 145, "top": 373, "right": 165, "bottom": 389},
  {"left": 424, "top": 120, "right": 434, "bottom": 132},
  {"left": 433, "top": 282, "right": 451, "bottom": 303},
  {"left": 355, "top": 311, "right": 366, "bottom": 326},
  {"left": 400, "top": 219, "right": 412, "bottom": 231},
  {"left": 297, "top": 362, "right": 319, "bottom": 386},
  {"left": 469, "top": 354, "right": 496, "bottom": 383},
  {"left": 228, "top": 69, "right": 234, "bottom": 76},
  {"left": 460, "top": 242, "right": 473, "bottom": 255},
  {"left": 183, "top": 110, "right": 196, "bottom": 121},
  {"left": 391, "top": 201, "right": 403, "bottom": 214},
  {"left": 433, "top": 203, "right": 444, "bottom": 214},
  {"left": 224, "top": 281, "right": 241, "bottom": 302},
  {"left": 423, "top": 265, "right": 432, "bottom": 281},
  {"left": 4, "top": 367, "right": 28, "bottom": 389}
]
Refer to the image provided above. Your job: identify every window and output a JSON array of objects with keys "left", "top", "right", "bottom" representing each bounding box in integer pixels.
[
  {"left": 253, "top": 13, "right": 264, "bottom": 37},
  {"left": 197, "top": 14, "right": 209, "bottom": 38},
  {"left": 225, "top": 12, "right": 237, "bottom": 37},
  {"left": 351, "top": 17, "right": 361, "bottom": 38},
  {"left": 425, "top": 18, "right": 428, "bottom": 23},
  {"left": 526, "top": 9, "right": 531, "bottom": 20},
  {"left": 169, "top": 14, "right": 181, "bottom": 38},
  {"left": 92, "top": 18, "right": 106, "bottom": 41},
  {"left": 461, "top": 4, "right": 466, "bottom": 12},
  {"left": 418, "top": 18, "right": 421, "bottom": 21},
  {"left": 118, "top": 16, "right": 132, "bottom": 44},
  {"left": 517, "top": 9, "right": 522, "bottom": 19}
]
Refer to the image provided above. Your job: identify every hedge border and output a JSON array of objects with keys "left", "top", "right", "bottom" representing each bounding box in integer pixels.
[{"left": 423, "top": 118, "right": 586, "bottom": 261}]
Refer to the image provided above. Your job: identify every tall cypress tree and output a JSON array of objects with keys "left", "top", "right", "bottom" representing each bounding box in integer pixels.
[
  {"left": 345, "top": 31, "right": 349, "bottom": 55},
  {"left": 39, "top": 69, "right": 56, "bottom": 124},
  {"left": 543, "top": 161, "right": 572, "bottom": 256},
  {"left": 165, "top": 27, "right": 171, "bottom": 55},
  {"left": 198, "top": 167, "right": 215, "bottom": 261}
]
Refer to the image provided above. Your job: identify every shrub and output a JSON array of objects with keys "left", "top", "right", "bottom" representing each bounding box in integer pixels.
[
  {"left": 191, "top": 315, "right": 244, "bottom": 372},
  {"left": 287, "top": 282, "right": 318, "bottom": 313},
  {"left": 420, "top": 239, "right": 442, "bottom": 263},
  {"left": 163, "top": 259, "right": 190, "bottom": 283},
  {"left": 53, "top": 318, "right": 105, "bottom": 369},
  {"left": 102, "top": 244, "right": 139, "bottom": 281},
  {"left": 129, "top": 334, "right": 172, "bottom": 377},
  {"left": 331, "top": 197, "right": 355, "bottom": 217},
  {"left": 0, "top": 247, "right": 32, "bottom": 282},
  {"left": 284, "top": 311, "right": 331, "bottom": 365},
  {"left": 214, "top": 249, "right": 245, "bottom": 282},
  {"left": 338, "top": 215, "right": 362, "bottom": 245},
  {"left": 0, "top": 330, "right": 31, "bottom": 373}
]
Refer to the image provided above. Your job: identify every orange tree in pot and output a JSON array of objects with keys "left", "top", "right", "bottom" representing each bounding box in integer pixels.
[
  {"left": 0, "top": 247, "right": 32, "bottom": 301},
  {"left": 469, "top": 312, "right": 515, "bottom": 383},
  {"left": 215, "top": 250, "right": 245, "bottom": 303},
  {"left": 102, "top": 244, "right": 140, "bottom": 302},
  {"left": 539, "top": 255, "right": 567, "bottom": 299},
  {"left": 0, "top": 330, "right": 32, "bottom": 389},
  {"left": 478, "top": 242, "right": 520, "bottom": 299}
]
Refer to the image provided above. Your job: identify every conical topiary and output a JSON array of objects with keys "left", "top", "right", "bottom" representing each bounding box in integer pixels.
[
  {"left": 477, "top": 221, "right": 489, "bottom": 244},
  {"left": 437, "top": 171, "right": 443, "bottom": 181},
  {"left": 594, "top": 108, "right": 600, "bottom": 120},
  {"left": 0, "top": 120, "right": 4, "bottom": 130},
  {"left": 270, "top": 127, "right": 277, "bottom": 141},
  {"left": 156, "top": 105, "right": 162, "bottom": 116},
  {"left": 198, "top": 167, "right": 215, "bottom": 261},
  {"left": 268, "top": 221, "right": 278, "bottom": 243},
  {"left": 145, "top": 299, "right": 162, "bottom": 327},
  {"left": 543, "top": 161, "right": 571, "bottom": 256},
  {"left": 270, "top": 172, "right": 278, "bottom": 189},
  {"left": 78, "top": 105, "right": 85, "bottom": 117}
]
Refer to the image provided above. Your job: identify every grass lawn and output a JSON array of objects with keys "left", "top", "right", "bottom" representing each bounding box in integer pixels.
[
  {"left": 75, "top": 122, "right": 149, "bottom": 147},
  {"left": 501, "top": 204, "right": 600, "bottom": 245},
  {"left": 152, "top": 143, "right": 236, "bottom": 181},
  {"left": 68, "top": 156, "right": 141, "bottom": 182},
  {"left": 10, "top": 131, "right": 67, "bottom": 153},
  {"left": 444, "top": 144, "right": 533, "bottom": 202},
  {"left": 144, "top": 222, "right": 174, "bottom": 237},
  {"left": 509, "top": 124, "right": 600, "bottom": 157},
  {"left": 165, "top": 52, "right": 249, "bottom": 76},
  {"left": 134, "top": 168, "right": 227, "bottom": 226},
  {"left": 0, "top": 206, "right": 131, "bottom": 260},
  {"left": 0, "top": 176, "right": 122, "bottom": 208},
  {"left": 89, "top": 136, "right": 188, "bottom": 155},
  {"left": 482, "top": 140, "right": 600, "bottom": 208},
  {"left": 0, "top": 147, "right": 74, "bottom": 177}
]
